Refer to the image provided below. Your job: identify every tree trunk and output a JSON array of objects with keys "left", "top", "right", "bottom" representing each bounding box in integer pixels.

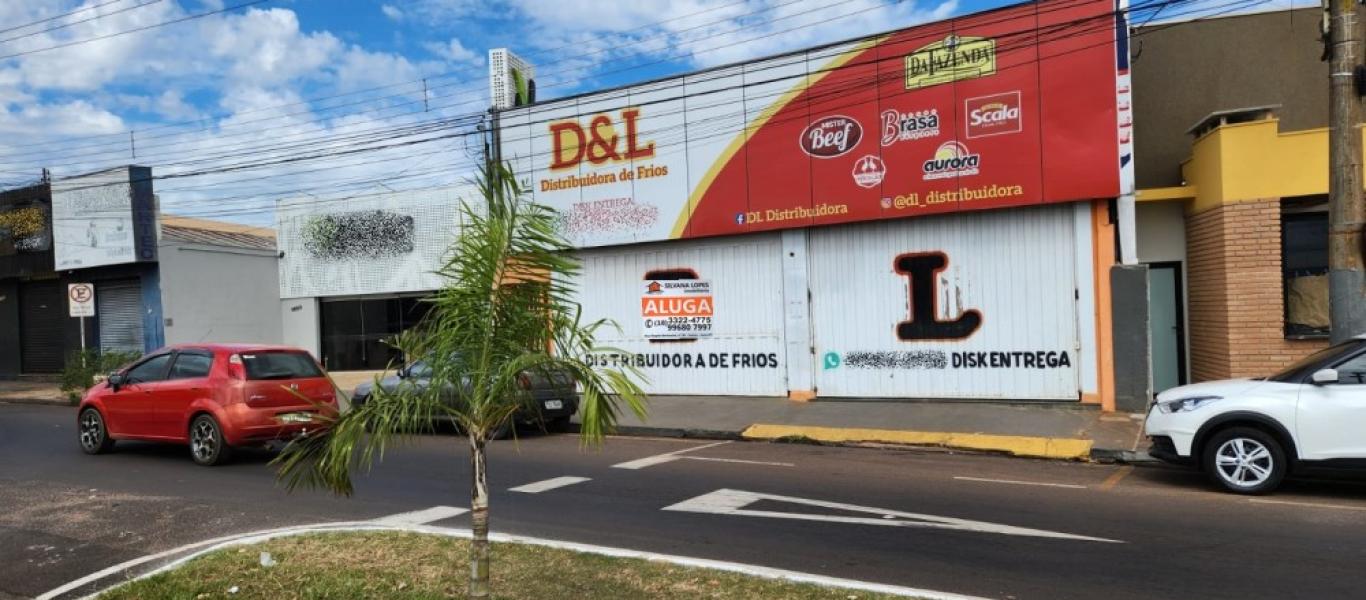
[{"left": 468, "top": 432, "right": 490, "bottom": 599}]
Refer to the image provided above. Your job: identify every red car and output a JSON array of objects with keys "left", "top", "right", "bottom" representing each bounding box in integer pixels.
[{"left": 77, "top": 344, "right": 339, "bottom": 466}]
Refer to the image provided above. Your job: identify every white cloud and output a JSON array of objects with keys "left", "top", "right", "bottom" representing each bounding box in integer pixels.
[
  {"left": 381, "top": 4, "right": 404, "bottom": 21},
  {"left": 426, "top": 38, "right": 482, "bottom": 65}
]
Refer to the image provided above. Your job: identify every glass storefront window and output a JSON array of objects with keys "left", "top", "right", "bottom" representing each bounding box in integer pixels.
[{"left": 319, "top": 295, "right": 433, "bottom": 371}]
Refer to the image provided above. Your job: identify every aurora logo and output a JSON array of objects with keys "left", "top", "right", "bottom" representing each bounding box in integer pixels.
[{"left": 921, "top": 141, "right": 980, "bottom": 180}]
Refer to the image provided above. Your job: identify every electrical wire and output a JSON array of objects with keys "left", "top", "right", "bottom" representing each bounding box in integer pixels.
[
  {"left": 0, "top": 0, "right": 166, "bottom": 46},
  {"left": 0, "top": 0, "right": 273, "bottom": 61},
  {"left": 37, "top": 0, "right": 1265, "bottom": 221}
]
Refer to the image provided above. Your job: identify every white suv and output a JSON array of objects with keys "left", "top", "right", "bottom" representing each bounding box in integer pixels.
[{"left": 1145, "top": 336, "right": 1366, "bottom": 494}]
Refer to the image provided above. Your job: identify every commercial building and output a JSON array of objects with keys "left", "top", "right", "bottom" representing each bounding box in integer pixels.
[
  {"left": 0, "top": 167, "right": 281, "bottom": 377},
  {"left": 496, "top": 0, "right": 1137, "bottom": 408},
  {"left": 1131, "top": 7, "right": 1337, "bottom": 392},
  {"left": 276, "top": 185, "right": 473, "bottom": 371}
]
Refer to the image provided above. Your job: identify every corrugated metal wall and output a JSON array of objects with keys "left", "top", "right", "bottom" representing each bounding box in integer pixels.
[
  {"left": 808, "top": 204, "right": 1082, "bottom": 399},
  {"left": 573, "top": 234, "right": 787, "bottom": 396}
]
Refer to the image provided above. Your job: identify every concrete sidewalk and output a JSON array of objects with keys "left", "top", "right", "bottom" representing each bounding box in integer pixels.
[
  {"left": 0, "top": 378, "right": 65, "bottom": 405},
  {"left": 0, "top": 378, "right": 1151, "bottom": 461},
  {"left": 588, "top": 395, "right": 1150, "bottom": 461}
]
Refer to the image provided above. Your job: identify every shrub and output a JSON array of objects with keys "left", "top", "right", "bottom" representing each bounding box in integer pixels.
[{"left": 60, "top": 349, "right": 142, "bottom": 404}]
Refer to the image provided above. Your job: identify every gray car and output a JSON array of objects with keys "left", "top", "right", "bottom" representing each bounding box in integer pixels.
[{"left": 350, "top": 359, "right": 579, "bottom": 438}]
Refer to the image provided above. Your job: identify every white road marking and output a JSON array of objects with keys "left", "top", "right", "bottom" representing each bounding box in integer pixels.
[
  {"left": 680, "top": 456, "right": 795, "bottom": 467},
  {"left": 509, "top": 476, "right": 591, "bottom": 493},
  {"left": 62, "top": 523, "right": 990, "bottom": 600},
  {"left": 1248, "top": 498, "right": 1366, "bottom": 512},
  {"left": 953, "top": 476, "right": 1088, "bottom": 490},
  {"left": 611, "top": 440, "right": 732, "bottom": 469},
  {"left": 371, "top": 505, "right": 468, "bottom": 526},
  {"left": 663, "top": 489, "right": 1121, "bottom": 543}
]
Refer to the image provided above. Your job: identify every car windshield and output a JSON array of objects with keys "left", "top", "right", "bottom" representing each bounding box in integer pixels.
[{"left": 1267, "top": 340, "right": 1364, "bottom": 382}]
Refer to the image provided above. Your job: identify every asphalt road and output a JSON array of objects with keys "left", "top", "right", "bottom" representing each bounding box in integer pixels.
[{"left": 4, "top": 402, "right": 1366, "bottom": 600}]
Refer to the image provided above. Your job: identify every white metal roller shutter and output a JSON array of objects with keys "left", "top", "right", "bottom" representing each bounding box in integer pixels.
[
  {"left": 572, "top": 234, "right": 787, "bottom": 396},
  {"left": 809, "top": 204, "right": 1082, "bottom": 400},
  {"left": 98, "top": 280, "right": 145, "bottom": 354}
]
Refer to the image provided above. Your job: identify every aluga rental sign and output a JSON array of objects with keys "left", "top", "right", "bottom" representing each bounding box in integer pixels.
[
  {"left": 498, "top": 0, "right": 1130, "bottom": 249},
  {"left": 641, "top": 280, "right": 714, "bottom": 339}
]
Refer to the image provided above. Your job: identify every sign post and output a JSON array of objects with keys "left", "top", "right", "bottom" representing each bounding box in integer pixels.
[{"left": 68, "top": 283, "right": 95, "bottom": 366}]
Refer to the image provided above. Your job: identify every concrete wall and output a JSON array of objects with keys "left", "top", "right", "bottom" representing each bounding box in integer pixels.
[
  {"left": 1133, "top": 8, "right": 1327, "bottom": 189},
  {"left": 280, "top": 297, "right": 320, "bottom": 359},
  {"left": 159, "top": 243, "right": 281, "bottom": 345},
  {"left": 1136, "top": 202, "right": 1187, "bottom": 264},
  {"left": 1111, "top": 264, "right": 1152, "bottom": 412}
]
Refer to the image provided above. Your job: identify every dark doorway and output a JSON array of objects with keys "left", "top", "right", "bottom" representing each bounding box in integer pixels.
[{"left": 19, "top": 281, "right": 66, "bottom": 373}]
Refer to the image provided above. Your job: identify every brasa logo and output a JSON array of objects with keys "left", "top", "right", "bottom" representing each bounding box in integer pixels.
[
  {"left": 800, "top": 115, "right": 863, "bottom": 158},
  {"left": 549, "top": 108, "right": 655, "bottom": 171}
]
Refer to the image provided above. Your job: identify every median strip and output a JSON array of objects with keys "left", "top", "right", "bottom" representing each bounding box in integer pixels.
[{"left": 741, "top": 424, "right": 1093, "bottom": 460}]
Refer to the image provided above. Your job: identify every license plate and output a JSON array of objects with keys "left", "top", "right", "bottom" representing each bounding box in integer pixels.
[
  {"left": 277, "top": 412, "right": 314, "bottom": 424},
  {"left": 543, "top": 400, "right": 563, "bottom": 410}
]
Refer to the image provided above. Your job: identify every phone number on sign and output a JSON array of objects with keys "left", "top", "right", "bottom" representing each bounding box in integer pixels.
[{"left": 645, "top": 318, "right": 712, "bottom": 332}]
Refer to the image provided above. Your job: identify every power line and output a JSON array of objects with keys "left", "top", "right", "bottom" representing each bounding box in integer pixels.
[
  {"left": 0, "top": 0, "right": 166, "bottom": 46},
  {"left": 156, "top": 0, "right": 1265, "bottom": 222},
  {"left": 0, "top": 0, "right": 769, "bottom": 154},
  {"left": 0, "top": 0, "right": 128, "bottom": 36},
  {"left": 0, "top": 0, "right": 826, "bottom": 169},
  {"left": 0, "top": 0, "right": 273, "bottom": 61},
  {"left": 3, "top": 0, "right": 1046, "bottom": 171},
  {"left": 37, "top": 0, "right": 1255, "bottom": 219}
]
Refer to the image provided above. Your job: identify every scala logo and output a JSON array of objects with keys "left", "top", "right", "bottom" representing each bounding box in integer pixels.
[
  {"left": 964, "top": 91, "right": 1022, "bottom": 139},
  {"left": 922, "top": 141, "right": 980, "bottom": 180},
  {"left": 904, "top": 35, "right": 996, "bottom": 90},
  {"left": 800, "top": 115, "right": 863, "bottom": 158},
  {"left": 880, "top": 108, "right": 940, "bottom": 146},
  {"left": 549, "top": 108, "right": 655, "bottom": 171},
  {"left": 852, "top": 155, "right": 886, "bottom": 188}
]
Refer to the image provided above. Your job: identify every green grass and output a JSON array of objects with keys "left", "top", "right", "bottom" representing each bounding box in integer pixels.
[{"left": 100, "top": 531, "right": 912, "bottom": 599}]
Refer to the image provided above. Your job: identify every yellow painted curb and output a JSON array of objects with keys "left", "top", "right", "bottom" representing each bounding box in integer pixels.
[{"left": 741, "top": 424, "right": 1093, "bottom": 460}]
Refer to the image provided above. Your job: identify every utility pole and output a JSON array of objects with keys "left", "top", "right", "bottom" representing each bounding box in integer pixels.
[{"left": 1329, "top": 0, "right": 1366, "bottom": 342}]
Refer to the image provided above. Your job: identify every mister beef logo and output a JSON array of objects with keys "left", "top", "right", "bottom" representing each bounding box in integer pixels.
[{"left": 800, "top": 115, "right": 863, "bottom": 158}]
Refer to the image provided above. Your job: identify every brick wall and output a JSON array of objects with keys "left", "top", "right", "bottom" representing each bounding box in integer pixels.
[{"left": 1185, "top": 199, "right": 1328, "bottom": 381}]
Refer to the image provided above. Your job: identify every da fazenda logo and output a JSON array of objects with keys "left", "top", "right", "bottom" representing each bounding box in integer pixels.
[
  {"left": 904, "top": 35, "right": 996, "bottom": 90},
  {"left": 921, "top": 141, "right": 980, "bottom": 181}
]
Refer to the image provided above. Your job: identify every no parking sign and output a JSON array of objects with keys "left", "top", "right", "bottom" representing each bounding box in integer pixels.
[{"left": 68, "top": 283, "right": 95, "bottom": 318}]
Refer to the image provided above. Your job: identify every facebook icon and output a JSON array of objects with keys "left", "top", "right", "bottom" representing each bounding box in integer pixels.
[{"left": 734, "top": 212, "right": 746, "bottom": 225}]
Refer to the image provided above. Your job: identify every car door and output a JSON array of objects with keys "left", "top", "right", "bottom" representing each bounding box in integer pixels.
[
  {"left": 157, "top": 350, "right": 216, "bottom": 439},
  {"left": 105, "top": 353, "right": 173, "bottom": 437},
  {"left": 1296, "top": 351, "right": 1366, "bottom": 460}
]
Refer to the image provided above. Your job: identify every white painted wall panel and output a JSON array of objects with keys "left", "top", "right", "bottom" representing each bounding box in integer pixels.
[
  {"left": 160, "top": 246, "right": 282, "bottom": 345},
  {"left": 572, "top": 235, "right": 786, "bottom": 396},
  {"left": 809, "top": 204, "right": 1082, "bottom": 399}
]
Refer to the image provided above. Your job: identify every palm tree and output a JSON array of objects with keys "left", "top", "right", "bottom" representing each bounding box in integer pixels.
[{"left": 274, "top": 160, "right": 647, "bottom": 599}]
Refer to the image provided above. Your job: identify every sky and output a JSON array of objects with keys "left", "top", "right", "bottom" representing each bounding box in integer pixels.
[{"left": 0, "top": 0, "right": 1301, "bottom": 224}]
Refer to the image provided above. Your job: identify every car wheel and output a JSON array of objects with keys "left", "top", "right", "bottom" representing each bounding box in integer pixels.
[
  {"left": 1203, "top": 427, "right": 1287, "bottom": 495},
  {"left": 189, "top": 415, "right": 233, "bottom": 466},
  {"left": 78, "top": 408, "right": 115, "bottom": 454}
]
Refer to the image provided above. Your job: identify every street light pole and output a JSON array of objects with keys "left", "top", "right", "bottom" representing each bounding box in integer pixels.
[{"left": 1328, "top": 0, "right": 1366, "bottom": 343}]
